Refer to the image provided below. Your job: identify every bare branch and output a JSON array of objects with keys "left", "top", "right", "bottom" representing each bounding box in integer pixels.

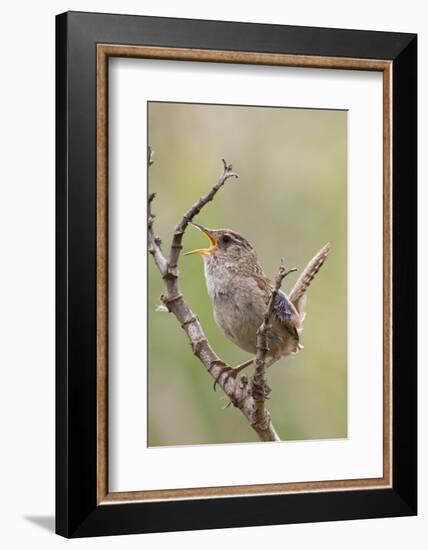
[
  {"left": 147, "top": 200, "right": 168, "bottom": 276},
  {"left": 148, "top": 145, "right": 154, "bottom": 166},
  {"left": 168, "top": 159, "right": 238, "bottom": 272},
  {"left": 148, "top": 148, "right": 280, "bottom": 442}
]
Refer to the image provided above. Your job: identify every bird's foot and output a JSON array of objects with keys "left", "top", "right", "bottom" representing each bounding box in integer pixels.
[
  {"left": 212, "top": 358, "right": 254, "bottom": 392},
  {"left": 251, "top": 379, "right": 272, "bottom": 400}
]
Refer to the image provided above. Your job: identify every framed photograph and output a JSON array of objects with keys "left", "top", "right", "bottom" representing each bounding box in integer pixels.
[{"left": 56, "top": 11, "right": 417, "bottom": 538}]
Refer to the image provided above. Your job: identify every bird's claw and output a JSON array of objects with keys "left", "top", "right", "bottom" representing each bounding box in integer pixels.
[
  {"left": 212, "top": 358, "right": 254, "bottom": 391},
  {"left": 251, "top": 380, "right": 272, "bottom": 400},
  {"left": 213, "top": 365, "right": 238, "bottom": 392}
]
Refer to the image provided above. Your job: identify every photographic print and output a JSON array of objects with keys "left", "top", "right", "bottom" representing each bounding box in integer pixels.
[
  {"left": 147, "top": 101, "right": 347, "bottom": 446},
  {"left": 108, "top": 56, "right": 383, "bottom": 494}
]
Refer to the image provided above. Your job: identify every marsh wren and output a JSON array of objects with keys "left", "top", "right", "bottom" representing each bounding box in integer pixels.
[{"left": 185, "top": 223, "right": 331, "bottom": 375}]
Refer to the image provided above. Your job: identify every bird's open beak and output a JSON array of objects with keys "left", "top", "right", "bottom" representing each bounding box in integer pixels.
[{"left": 184, "top": 223, "right": 218, "bottom": 256}]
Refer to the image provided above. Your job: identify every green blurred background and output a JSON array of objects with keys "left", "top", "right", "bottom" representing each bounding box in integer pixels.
[{"left": 148, "top": 102, "right": 347, "bottom": 446}]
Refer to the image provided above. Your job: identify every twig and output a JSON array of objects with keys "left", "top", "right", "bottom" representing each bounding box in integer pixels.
[
  {"left": 167, "top": 159, "right": 238, "bottom": 274},
  {"left": 148, "top": 148, "right": 280, "bottom": 442},
  {"left": 251, "top": 259, "right": 297, "bottom": 434}
]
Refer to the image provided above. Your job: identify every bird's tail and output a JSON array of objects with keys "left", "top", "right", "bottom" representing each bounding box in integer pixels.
[{"left": 289, "top": 243, "right": 331, "bottom": 324}]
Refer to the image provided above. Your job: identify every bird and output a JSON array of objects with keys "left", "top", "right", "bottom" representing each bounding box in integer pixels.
[{"left": 184, "top": 222, "right": 331, "bottom": 377}]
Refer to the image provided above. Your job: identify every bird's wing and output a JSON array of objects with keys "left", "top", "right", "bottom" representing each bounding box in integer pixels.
[
  {"left": 273, "top": 290, "right": 300, "bottom": 341},
  {"left": 253, "top": 269, "right": 300, "bottom": 340}
]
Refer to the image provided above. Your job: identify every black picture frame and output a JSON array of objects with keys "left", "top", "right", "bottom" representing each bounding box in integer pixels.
[{"left": 56, "top": 10, "right": 417, "bottom": 538}]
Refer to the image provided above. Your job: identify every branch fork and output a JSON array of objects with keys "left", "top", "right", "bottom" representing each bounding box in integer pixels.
[{"left": 148, "top": 147, "right": 282, "bottom": 442}]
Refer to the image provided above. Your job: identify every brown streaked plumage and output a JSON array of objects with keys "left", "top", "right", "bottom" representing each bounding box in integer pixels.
[{"left": 185, "top": 223, "right": 331, "bottom": 373}]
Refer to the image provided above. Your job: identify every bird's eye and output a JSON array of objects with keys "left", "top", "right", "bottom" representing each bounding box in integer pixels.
[{"left": 222, "top": 235, "right": 231, "bottom": 244}]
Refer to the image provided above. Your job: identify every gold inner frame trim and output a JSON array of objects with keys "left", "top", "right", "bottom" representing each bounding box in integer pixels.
[{"left": 96, "top": 44, "right": 393, "bottom": 505}]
